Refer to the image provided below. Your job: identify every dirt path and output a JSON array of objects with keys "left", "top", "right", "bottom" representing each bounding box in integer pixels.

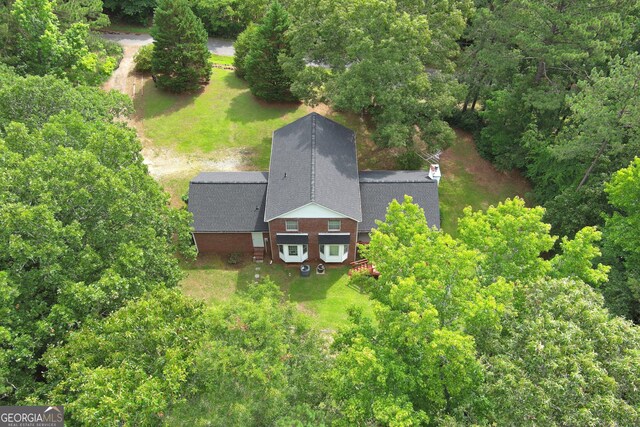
[{"left": 101, "top": 33, "right": 238, "bottom": 180}]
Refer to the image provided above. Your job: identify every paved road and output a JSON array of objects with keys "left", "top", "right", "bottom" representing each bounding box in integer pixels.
[{"left": 101, "top": 32, "right": 235, "bottom": 56}]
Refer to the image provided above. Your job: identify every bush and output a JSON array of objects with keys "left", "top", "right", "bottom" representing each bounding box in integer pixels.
[
  {"left": 134, "top": 44, "right": 154, "bottom": 73},
  {"left": 396, "top": 150, "right": 424, "bottom": 170},
  {"left": 227, "top": 252, "right": 242, "bottom": 265},
  {"left": 446, "top": 108, "right": 484, "bottom": 134}
]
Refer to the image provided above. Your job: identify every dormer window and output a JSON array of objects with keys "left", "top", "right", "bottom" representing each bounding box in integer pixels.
[
  {"left": 285, "top": 220, "right": 298, "bottom": 231},
  {"left": 328, "top": 220, "right": 341, "bottom": 231}
]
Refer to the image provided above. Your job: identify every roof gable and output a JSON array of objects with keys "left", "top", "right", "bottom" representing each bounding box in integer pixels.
[
  {"left": 277, "top": 202, "right": 352, "bottom": 219},
  {"left": 264, "top": 113, "right": 362, "bottom": 222}
]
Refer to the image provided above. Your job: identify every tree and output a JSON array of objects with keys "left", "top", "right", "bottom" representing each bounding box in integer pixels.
[
  {"left": 329, "top": 197, "right": 628, "bottom": 424},
  {"left": 45, "top": 289, "right": 206, "bottom": 425},
  {"left": 602, "top": 157, "right": 640, "bottom": 321},
  {"left": 191, "top": 0, "right": 269, "bottom": 38},
  {"left": 10, "top": 0, "right": 117, "bottom": 84},
  {"left": 465, "top": 0, "right": 638, "bottom": 168},
  {"left": 233, "top": 22, "right": 258, "bottom": 79},
  {"left": 151, "top": 0, "right": 211, "bottom": 93},
  {"left": 0, "top": 68, "right": 132, "bottom": 130},
  {"left": 482, "top": 277, "right": 640, "bottom": 425},
  {"left": 165, "top": 280, "right": 329, "bottom": 426},
  {"left": 133, "top": 44, "right": 154, "bottom": 73},
  {"left": 283, "top": 0, "right": 471, "bottom": 150},
  {"left": 0, "top": 109, "right": 193, "bottom": 403},
  {"left": 103, "top": 0, "right": 156, "bottom": 24},
  {"left": 540, "top": 53, "right": 640, "bottom": 236},
  {"left": 45, "top": 281, "right": 329, "bottom": 426},
  {"left": 242, "top": 1, "right": 296, "bottom": 102},
  {"left": 54, "top": 0, "right": 110, "bottom": 30}
]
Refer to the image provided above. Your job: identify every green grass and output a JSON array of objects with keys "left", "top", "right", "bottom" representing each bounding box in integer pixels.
[
  {"left": 137, "top": 68, "right": 309, "bottom": 170},
  {"left": 210, "top": 54, "right": 235, "bottom": 66},
  {"left": 438, "top": 130, "right": 531, "bottom": 235},
  {"left": 182, "top": 256, "right": 374, "bottom": 331}
]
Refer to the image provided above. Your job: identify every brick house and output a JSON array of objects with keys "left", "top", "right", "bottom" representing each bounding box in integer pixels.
[{"left": 188, "top": 113, "right": 440, "bottom": 264}]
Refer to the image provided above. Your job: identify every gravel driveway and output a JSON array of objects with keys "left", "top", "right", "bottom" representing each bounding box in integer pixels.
[{"left": 101, "top": 33, "right": 235, "bottom": 56}]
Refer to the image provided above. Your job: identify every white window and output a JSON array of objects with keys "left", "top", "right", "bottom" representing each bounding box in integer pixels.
[
  {"left": 285, "top": 220, "right": 298, "bottom": 231},
  {"left": 278, "top": 243, "right": 308, "bottom": 263},
  {"left": 328, "top": 220, "right": 341, "bottom": 231},
  {"left": 320, "top": 242, "right": 349, "bottom": 263}
]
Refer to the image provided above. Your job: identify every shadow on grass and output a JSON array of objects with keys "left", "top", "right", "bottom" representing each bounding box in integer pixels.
[
  {"left": 226, "top": 92, "right": 301, "bottom": 124},
  {"left": 137, "top": 79, "right": 205, "bottom": 119}
]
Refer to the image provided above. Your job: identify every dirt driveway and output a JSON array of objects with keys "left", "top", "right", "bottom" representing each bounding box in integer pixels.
[{"left": 101, "top": 33, "right": 237, "bottom": 181}]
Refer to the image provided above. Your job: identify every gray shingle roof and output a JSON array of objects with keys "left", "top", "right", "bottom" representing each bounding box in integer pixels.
[
  {"left": 188, "top": 172, "right": 268, "bottom": 232},
  {"left": 264, "top": 113, "right": 362, "bottom": 221},
  {"left": 359, "top": 170, "right": 440, "bottom": 231}
]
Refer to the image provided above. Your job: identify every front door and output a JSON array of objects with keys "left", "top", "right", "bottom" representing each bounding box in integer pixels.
[{"left": 251, "top": 232, "right": 264, "bottom": 248}]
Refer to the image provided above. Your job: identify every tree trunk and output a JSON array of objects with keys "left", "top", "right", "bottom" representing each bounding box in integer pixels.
[
  {"left": 576, "top": 140, "right": 607, "bottom": 190},
  {"left": 471, "top": 90, "right": 480, "bottom": 111},
  {"left": 535, "top": 60, "right": 546, "bottom": 84},
  {"left": 462, "top": 92, "right": 470, "bottom": 112}
]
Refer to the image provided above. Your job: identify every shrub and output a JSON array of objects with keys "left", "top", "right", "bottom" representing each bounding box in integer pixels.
[
  {"left": 134, "top": 44, "right": 154, "bottom": 73},
  {"left": 227, "top": 252, "right": 242, "bottom": 265},
  {"left": 446, "top": 108, "right": 484, "bottom": 134}
]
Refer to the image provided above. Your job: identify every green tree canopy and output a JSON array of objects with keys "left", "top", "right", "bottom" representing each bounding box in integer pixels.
[
  {"left": 45, "top": 281, "right": 329, "bottom": 426},
  {"left": 9, "top": 0, "right": 117, "bottom": 84},
  {"left": 329, "top": 197, "right": 630, "bottom": 425},
  {"left": 241, "top": 1, "right": 297, "bottom": 102},
  {"left": 151, "top": 0, "right": 211, "bottom": 93},
  {"left": 283, "top": 0, "right": 472, "bottom": 150},
  {"left": 0, "top": 110, "right": 192, "bottom": 403},
  {"left": 602, "top": 157, "right": 640, "bottom": 322},
  {"left": 0, "top": 67, "right": 132, "bottom": 130}
]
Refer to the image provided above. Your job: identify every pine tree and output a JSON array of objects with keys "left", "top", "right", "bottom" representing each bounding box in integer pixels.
[
  {"left": 151, "top": 0, "right": 211, "bottom": 93},
  {"left": 243, "top": 1, "right": 296, "bottom": 102}
]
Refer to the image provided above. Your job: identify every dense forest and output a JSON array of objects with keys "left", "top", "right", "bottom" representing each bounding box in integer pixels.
[{"left": 1, "top": 0, "right": 639, "bottom": 425}]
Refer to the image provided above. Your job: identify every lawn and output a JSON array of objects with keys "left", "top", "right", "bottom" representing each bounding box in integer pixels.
[
  {"left": 438, "top": 129, "right": 531, "bottom": 235},
  {"left": 181, "top": 255, "right": 375, "bottom": 331},
  {"left": 210, "top": 54, "right": 235, "bottom": 66},
  {"left": 136, "top": 69, "right": 382, "bottom": 169},
  {"left": 137, "top": 68, "right": 309, "bottom": 169}
]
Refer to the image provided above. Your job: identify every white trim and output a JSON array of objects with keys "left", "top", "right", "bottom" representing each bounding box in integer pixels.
[
  {"left": 268, "top": 202, "right": 357, "bottom": 221},
  {"left": 276, "top": 233, "right": 308, "bottom": 236},
  {"left": 318, "top": 232, "right": 350, "bottom": 236}
]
